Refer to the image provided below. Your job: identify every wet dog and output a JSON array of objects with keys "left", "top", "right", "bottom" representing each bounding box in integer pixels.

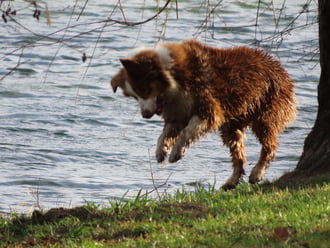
[{"left": 111, "top": 40, "right": 296, "bottom": 189}]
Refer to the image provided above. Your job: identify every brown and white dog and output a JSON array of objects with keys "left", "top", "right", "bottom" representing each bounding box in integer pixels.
[{"left": 111, "top": 40, "right": 296, "bottom": 190}]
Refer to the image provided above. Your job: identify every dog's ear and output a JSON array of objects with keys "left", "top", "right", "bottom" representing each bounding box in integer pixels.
[
  {"left": 110, "top": 68, "right": 125, "bottom": 93},
  {"left": 120, "top": 58, "right": 141, "bottom": 76}
]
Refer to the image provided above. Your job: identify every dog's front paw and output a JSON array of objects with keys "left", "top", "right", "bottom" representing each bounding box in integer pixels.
[
  {"left": 168, "top": 152, "right": 182, "bottom": 163},
  {"left": 156, "top": 148, "right": 167, "bottom": 163},
  {"left": 168, "top": 148, "right": 185, "bottom": 163}
]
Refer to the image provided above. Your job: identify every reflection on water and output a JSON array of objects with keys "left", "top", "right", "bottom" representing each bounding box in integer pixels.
[{"left": 0, "top": 0, "right": 319, "bottom": 213}]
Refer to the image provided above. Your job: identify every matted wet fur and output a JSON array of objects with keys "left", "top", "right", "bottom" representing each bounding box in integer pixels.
[{"left": 111, "top": 40, "right": 297, "bottom": 190}]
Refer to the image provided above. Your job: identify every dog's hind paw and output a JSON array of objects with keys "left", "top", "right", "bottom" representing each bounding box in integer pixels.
[
  {"left": 221, "top": 182, "right": 237, "bottom": 191},
  {"left": 249, "top": 166, "right": 266, "bottom": 184}
]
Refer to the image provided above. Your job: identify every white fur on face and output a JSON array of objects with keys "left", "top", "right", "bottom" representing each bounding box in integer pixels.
[
  {"left": 137, "top": 96, "right": 157, "bottom": 118},
  {"left": 124, "top": 81, "right": 137, "bottom": 98},
  {"left": 124, "top": 81, "right": 157, "bottom": 118}
]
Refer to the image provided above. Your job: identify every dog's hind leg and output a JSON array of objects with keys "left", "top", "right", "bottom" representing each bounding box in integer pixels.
[
  {"left": 220, "top": 122, "right": 248, "bottom": 190},
  {"left": 249, "top": 121, "right": 278, "bottom": 184}
]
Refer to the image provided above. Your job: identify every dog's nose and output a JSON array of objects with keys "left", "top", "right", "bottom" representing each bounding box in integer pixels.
[{"left": 142, "top": 110, "right": 154, "bottom": 119}]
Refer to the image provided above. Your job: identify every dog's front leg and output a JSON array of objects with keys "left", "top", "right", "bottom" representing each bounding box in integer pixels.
[
  {"left": 156, "top": 123, "right": 182, "bottom": 163},
  {"left": 169, "top": 116, "right": 208, "bottom": 163}
]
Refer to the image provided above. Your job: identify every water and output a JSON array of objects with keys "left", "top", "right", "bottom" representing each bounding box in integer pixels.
[{"left": 0, "top": 0, "right": 319, "bottom": 213}]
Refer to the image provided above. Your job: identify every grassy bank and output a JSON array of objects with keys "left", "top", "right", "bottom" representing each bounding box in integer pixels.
[{"left": 1, "top": 174, "right": 329, "bottom": 248}]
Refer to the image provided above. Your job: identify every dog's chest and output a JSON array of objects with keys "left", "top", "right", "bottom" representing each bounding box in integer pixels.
[{"left": 161, "top": 91, "right": 194, "bottom": 123}]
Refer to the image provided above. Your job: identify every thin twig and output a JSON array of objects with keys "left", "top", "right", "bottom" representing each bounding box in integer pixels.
[
  {"left": 194, "top": 0, "right": 223, "bottom": 38},
  {"left": 105, "top": 0, "right": 172, "bottom": 27},
  {"left": 117, "top": 0, "right": 127, "bottom": 23},
  {"left": 76, "top": 0, "right": 89, "bottom": 21},
  {"left": 120, "top": 107, "right": 139, "bottom": 138},
  {"left": 43, "top": 0, "right": 80, "bottom": 85},
  {"left": 0, "top": 46, "right": 25, "bottom": 81},
  {"left": 142, "top": 149, "right": 173, "bottom": 199},
  {"left": 148, "top": 148, "right": 161, "bottom": 199},
  {"left": 255, "top": 0, "right": 261, "bottom": 42},
  {"left": 74, "top": 10, "right": 109, "bottom": 106}
]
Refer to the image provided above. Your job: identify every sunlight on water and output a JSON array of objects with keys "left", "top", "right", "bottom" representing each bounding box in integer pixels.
[{"left": 0, "top": 0, "right": 319, "bottom": 213}]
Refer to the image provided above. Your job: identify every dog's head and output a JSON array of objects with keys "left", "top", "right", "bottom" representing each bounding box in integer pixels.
[{"left": 111, "top": 48, "right": 174, "bottom": 119}]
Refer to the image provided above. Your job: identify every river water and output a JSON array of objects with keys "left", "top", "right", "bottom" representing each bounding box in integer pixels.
[{"left": 0, "top": 0, "right": 319, "bottom": 213}]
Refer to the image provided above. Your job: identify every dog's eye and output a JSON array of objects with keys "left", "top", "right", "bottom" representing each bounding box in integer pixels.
[{"left": 138, "top": 89, "right": 152, "bottom": 99}]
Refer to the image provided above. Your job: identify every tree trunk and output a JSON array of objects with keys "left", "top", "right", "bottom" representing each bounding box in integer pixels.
[{"left": 294, "top": 0, "right": 330, "bottom": 175}]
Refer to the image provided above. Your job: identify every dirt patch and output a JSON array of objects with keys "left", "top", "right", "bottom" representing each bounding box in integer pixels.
[
  {"left": 30, "top": 202, "right": 209, "bottom": 224},
  {"left": 31, "top": 206, "right": 100, "bottom": 223}
]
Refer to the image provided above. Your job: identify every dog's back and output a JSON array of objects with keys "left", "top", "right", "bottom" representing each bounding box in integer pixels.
[{"left": 163, "top": 40, "right": 296, "bottom": 127}]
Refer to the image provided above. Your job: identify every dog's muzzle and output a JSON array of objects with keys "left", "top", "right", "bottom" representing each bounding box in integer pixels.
[
  {"left": 142, "top": 110, "right": 154, "bottom": 119},
  {"left": 139, "top": 95, "right": 164, "bottom": 119}
]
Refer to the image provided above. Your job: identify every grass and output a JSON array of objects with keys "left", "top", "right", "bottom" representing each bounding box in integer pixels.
[{"left": 0, "top": 174, "right": 329, "bottom": 248}]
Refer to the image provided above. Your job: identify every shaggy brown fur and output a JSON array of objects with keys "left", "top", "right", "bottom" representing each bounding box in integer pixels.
[{"left": 111, "top": 40, "right": 297, "bottom": 190}]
